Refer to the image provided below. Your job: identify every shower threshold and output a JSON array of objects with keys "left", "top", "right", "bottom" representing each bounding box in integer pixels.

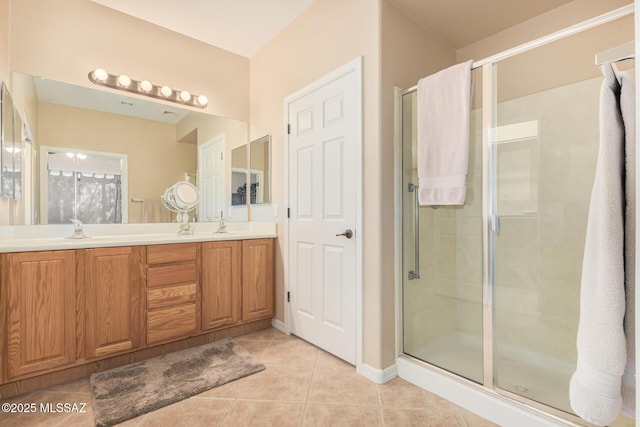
[{"left": 405, "top": 331, "right": 576, "bottom": 419}]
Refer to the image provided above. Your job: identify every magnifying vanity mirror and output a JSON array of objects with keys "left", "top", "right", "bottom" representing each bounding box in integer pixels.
[
  {"left": 7, "top": 72, "right": 257, "bottom": 225},
  {"left": 161, "top": 181, "right": 199, "bottom": 235}
]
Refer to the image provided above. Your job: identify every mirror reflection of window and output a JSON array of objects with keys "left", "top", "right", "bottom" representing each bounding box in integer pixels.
[
  {"left": 13, "top": 109, "right": 22, "bottom": 201},
  {"left": 43, "top": 149, "right": 128, "bottom": 224},
  {"left": 1, "top": 83, "right": 15, "bottom": 199},
  {"left": 231, "top": 145, "right": 247, "bottom": 206}
]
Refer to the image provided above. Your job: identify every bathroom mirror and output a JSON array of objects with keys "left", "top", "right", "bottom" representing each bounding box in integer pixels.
[
  {"left": 10, "top": 72, "right": 248, "bottom": 224},
  {"left": 12, "top": 107, "right": 22, "bottom": 201},
  {"left": 249, "top": 135, "right": 271, "bottom": 204},
  {"left": 231, "top": 144, "right": 248, "bottom": 206},
  {"left": 1, "top": 83, "right": 15, "bottom": 199}
]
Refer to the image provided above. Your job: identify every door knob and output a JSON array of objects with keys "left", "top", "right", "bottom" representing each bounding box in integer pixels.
[{"left": 336, "top": 229, "right": 353, "bottom": 239}]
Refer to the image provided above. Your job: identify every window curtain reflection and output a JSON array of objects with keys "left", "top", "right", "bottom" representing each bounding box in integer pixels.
[
  {"left": 48, "top": 171, "right": 122, "bottom": 224},
  {"left": 1, "top": 166, "right": 13, "bottom": 197}
]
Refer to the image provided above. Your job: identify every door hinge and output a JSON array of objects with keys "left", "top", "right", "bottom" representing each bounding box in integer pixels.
[
  {"left": 287, "top": 208, "right": 290, "bottom": 218},
  {"left": 220, "top": 152, "right": 223, "bottom": 160},
  {"left": 287, "top": 291, "right": 291, "bottom": 302},
  {"left": 287, "top": 124, "right": 291, "bottom": 135}
]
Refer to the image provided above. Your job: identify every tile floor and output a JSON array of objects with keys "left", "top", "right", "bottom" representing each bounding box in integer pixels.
[{"left": 0, "top": 327, "right": 498, "bottom": 426}]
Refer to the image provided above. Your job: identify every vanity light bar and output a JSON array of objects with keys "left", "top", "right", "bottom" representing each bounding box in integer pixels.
[{"left": 88, "top": 68, "right": 208, "bottom": 109}]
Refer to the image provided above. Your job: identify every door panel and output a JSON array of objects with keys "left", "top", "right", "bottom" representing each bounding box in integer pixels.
[
  {"left": 288, "top": 66, "right": 358, "bottom": 364},
  {"left": 5, "top": 251, "right": 76, "bottom": 379},
  {"left": 201, "top": 240, "right": 241, "bottom": 330},
  {"left": 85, "top": 246, "right": 144, "bottom": 359}
]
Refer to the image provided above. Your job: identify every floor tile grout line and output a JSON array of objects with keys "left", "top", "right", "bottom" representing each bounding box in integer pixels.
[
  {"left": 299, "top": 339, "right": 320, "bottom": 426},
  {"left": 453, "top": 406, "right": 470, "bottom": 427},
  {"left": 295, "top": 400, "right": 381, "bottom": 408},
  {"left": 375, "top": 383, "right": 385, "bottom": 426},
  {"left": 51, "top": 412, "right": 74, "bottom": 427},
  {"left": 218, "top": 396, "right": 238, "bottom": 426}
]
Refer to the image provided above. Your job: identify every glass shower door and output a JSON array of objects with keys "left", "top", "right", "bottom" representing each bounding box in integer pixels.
[
  {"left": 401, "top": 67, "right": 484, "bottom": 383},
  {"left": 492, "top": 17, "right": 634, "bottom": 413}
]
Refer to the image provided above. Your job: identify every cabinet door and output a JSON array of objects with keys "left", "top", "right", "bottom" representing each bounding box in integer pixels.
[
  {"left": 4, "top": 251, "right": 76, "bottom": 379},
  {"left": 201, "top": 241, "right": 241, "bottom": 330},
  {"left": 85, "top": 246, "right": 144, "bottom": 359},
  {"left": 242, "top": 239, "right": 274, "bottom": 321}
]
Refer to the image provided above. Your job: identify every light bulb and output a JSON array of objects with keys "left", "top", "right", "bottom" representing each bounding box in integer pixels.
[
  {"left": 66, "top": 152, "right": 75, "bottom": 158},
  {"left": 197, "top": 95, "right": 208, "bottom": 106},
  {"left": 179, "top": 90, "right": 191, "bottom": 102},
  {"left": 160, "top": 86, "right": 172, "bottom": 97},
  {"left": 117, "top": 75, "right": 131, "bottom": 87},
  {"left": 140, "top": 80, "right": 152, "bottom": 92},
  {"left": 93, "top": 68, "right": 108, "bottom": 82},
  {"left": 76, "top": 154, "right": 87, "bottom": 160}
]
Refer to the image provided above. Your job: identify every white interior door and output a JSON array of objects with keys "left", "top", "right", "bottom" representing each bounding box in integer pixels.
[
  {"left": 198, "top": 134, "right": 225, "bottom": 222},
  {"left": 286, "top": 61, "right": 360, "bottom": 364}
]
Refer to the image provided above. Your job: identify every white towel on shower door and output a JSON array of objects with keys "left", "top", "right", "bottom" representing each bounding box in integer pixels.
[
  {"left": 417, "top": 60, "right": 473, "bottom": 206},
  {"left": 569, "top": 73, "right": 628, "bottom": 427},
  {"left": 620, "top": 71, "right": 636, "bottom": 420}
]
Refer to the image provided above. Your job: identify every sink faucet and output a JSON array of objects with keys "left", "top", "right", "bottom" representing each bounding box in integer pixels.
[
  {"left": 216, "top": 216, "right": 227, "bottom": 233},
  {"left": 67, "top": 219, "right": 90, "bottom": 239}
]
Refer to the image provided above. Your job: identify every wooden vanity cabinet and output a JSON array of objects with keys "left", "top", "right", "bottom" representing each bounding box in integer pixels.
[
  {"left": 146, "top": 243, "right": 198, "bottom": 345},
  {"left": 0, "top": 237, "right": 275, "bottom": 385},
  {"left": 242, "top": 239, "right": 274, "bottom": 321},
  {"left": 83, "top": 246, "right": 145, "bottom": 359},
  {"left": 2, "top": 251, "right": 77, "bottom": 380},
  {"left": 201, "top": 240, "right": 242, "bottom": 331}
]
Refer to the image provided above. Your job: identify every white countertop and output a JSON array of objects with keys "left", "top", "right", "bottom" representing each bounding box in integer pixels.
[{"left": 0, "top": 222, "right": 277, "bottom": 253}]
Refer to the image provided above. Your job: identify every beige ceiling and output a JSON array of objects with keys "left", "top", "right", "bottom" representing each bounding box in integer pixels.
[
  {"left": 91, "top": 0, "right": 316, "bottom": 58},
  {"left": 92, "top": 0, "right": 575, "bottom": 57},
  {"left": 388, "top": 0, "right": 575, "bottom": 49}
]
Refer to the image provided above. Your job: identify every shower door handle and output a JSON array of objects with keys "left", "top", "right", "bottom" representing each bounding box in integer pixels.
[{"left": 408, "top": 183, "right": 420, "bottom": 280}]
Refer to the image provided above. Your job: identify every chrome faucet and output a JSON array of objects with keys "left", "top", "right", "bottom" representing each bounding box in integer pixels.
[
  {"left": 216, "top": 216, "right": 227, "bottom": 233},
  {"left": 67, "top": 219, "right": 90, "bottom": 239}
]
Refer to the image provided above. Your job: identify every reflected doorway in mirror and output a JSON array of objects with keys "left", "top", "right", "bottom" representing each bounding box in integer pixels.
[{"left": 198, "top": 134, "right": 225, "bottom": 222}]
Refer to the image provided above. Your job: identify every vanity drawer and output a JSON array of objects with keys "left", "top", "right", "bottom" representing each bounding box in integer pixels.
[
  {"left": 147, "top": 283, "right": 196, "bottom": 310},
  {"left": 147, "top": 304, "right": 197, "bottom": 345},
  {"left": 147, "top": 243, "right": 197, "bottom": 265},
  {"left": 147, "top": 262, "right": 197, "bottom": 288}
]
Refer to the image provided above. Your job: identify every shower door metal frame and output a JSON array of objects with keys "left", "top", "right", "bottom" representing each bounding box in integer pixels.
[
  {"left": 481, "top": 62, "right": 496, "bottom": 390},
  {"left": 395, "top": 3, "right": 635, "bottom": 425}
]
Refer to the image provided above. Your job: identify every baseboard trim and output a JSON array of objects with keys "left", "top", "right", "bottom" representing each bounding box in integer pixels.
[
  {"left": 271, "top": 318, "right": 287, "bottom": 334},
  {"left": 358, "top": 363, "right": 398, "bottom": 384}
]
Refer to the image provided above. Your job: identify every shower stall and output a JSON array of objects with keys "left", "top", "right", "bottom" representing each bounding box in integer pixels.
[{"left": 397, "top": 6, "right": 635, "bottom": 426}]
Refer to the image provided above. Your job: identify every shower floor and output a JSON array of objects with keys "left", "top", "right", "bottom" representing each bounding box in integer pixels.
[{"left": 407, "top": 331, "right": 574, "bottom": 414}]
